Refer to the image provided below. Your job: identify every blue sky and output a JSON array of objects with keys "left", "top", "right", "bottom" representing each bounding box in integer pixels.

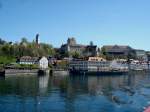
[{"left": 0, "top": 0, "right": 150, "bottom": 50}]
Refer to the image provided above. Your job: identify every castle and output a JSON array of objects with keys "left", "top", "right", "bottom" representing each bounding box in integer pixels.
[{"left": 60, "top": 37, "right": 99, "bottom": 57}]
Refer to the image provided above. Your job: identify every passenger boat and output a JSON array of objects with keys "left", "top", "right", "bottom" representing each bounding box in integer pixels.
[{"left": 69, "top": 59, "right": 129, "bottom": 75}]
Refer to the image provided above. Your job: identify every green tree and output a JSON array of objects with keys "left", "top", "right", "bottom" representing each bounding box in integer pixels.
[
  {"left": 71, "top": 51, "right": 80, "bottom": 59},
  {"left": 21, "top": 37, "right": 28, "bottom": 44},
  {"left": 101, "top": 47, "right": 106, "bottom": 55},
  {"left": 0, "top": 38, "right": 6, "bottom": 45}
]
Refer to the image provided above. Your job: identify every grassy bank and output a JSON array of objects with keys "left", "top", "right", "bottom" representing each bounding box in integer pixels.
[{"left": 0, "top": 56, "right": 16, "bottom": 65}]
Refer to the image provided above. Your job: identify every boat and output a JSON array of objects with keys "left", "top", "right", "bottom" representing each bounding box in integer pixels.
[
  {"left": 130, "top": 60, "right": 149, "bottom": 71},
  {"left": 70, "top": 69, "right": 127, "bottom": 75},
  {"left": 144, "top": 106, "right": 150, "bottom": 112},
  {"left": 69, "top": 59, "right": 129, "bottom": 75}
]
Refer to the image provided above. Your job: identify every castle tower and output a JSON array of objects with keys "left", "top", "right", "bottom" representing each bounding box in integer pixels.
[
  {"left": 67, "top": 37, "right": 76, "bottom": 45},
  {"left": 36, "top": 33, "right": 39, "bottom": 45}
]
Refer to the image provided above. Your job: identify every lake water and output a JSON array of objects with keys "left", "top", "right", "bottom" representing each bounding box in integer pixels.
[{"left": 0, "top": 72, "right": 150, "bottom": 112}]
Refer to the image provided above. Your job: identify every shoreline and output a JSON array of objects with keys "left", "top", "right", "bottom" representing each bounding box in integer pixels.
[
  {"left": 0, "top": 68, "right": 149, "bottom": 77},
  {"left": 5, "top": 69, "right": 39, "bottom": 76},
  {"left": 0, "top": 68, "right": 50, "bottom": 76}
]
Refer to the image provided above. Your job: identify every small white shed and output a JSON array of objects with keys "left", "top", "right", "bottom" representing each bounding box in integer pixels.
[{"left": 39, "top": 57, "right": 48, "bottom": 69}]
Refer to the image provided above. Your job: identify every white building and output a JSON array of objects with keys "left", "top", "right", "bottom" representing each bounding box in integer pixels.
[{"left": 39, "top": 57, "right": 48, "bottom": 69}]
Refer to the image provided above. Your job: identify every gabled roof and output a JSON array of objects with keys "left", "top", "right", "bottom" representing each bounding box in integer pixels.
[{"left": 20, "top": 56, "right": 39, "bottom": 62}]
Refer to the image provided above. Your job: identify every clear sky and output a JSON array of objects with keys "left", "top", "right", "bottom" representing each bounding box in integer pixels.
[{"left": 0, "top": 0, "right": 150, "bottom": 50}]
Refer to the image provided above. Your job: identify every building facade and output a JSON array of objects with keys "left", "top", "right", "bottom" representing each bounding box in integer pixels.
[
  {"left": 18, "top": 56, "right": 39, "bottom": 65},
  {"left": 39, "top": 57, "right": 49, "bottom": 69},
  {"left": 18, "top": 56, "right": 49, "bottom": 69},
  {"left": 60, "top": 37, "right": 99, "bottom": 57},
  {"left": 101, "top": 45, "right": 134, "bottom": 59},
  {"left": 146, "top": 52, "right": 150, "bottom": 61},
  {"left": 134, "top": 49, "right": 148, "bottom": 61}
]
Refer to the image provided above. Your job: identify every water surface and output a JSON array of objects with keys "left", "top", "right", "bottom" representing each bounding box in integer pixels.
[{"left": 0, "top": 72, "right": 150, "bottom": 112}]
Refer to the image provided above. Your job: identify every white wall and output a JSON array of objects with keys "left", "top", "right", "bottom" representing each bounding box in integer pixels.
[{"left": 39, "top": 57, "right": 48, "bottom": 69}]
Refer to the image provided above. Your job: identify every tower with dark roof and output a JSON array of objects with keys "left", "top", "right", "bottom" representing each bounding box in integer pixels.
[{"left": 36, "top": 33, "right": 39, "bottom": 45}]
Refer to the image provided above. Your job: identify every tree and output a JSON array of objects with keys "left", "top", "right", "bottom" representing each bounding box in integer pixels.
[
  {"left": 0, "top": 38, "right": 6, "bottom": 45},
  {"left": 101, "top": 47, "right": 106, "bottom": 55},
  {"left": 90, "top": 41, "right": 94, "bottom": 46},
  {"left": 0, "top": 37, "right": 55, "bottom": 63},
  {"left": 20, "top": 37, "right": 28, "bottom": 45},
  {"left": 71, "top": 51, "right": 80, "bottom": 59}
]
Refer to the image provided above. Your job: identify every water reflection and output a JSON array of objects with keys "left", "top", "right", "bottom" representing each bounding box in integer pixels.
[
  {"left": 0, "top": 75, "right": 38, "bottom": 96},
  {"left": 38, "top": 74, "right": 49, "bottom": 94},
  {"left": 0, "top": 72, "right": 149, "bottom": 112}
]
